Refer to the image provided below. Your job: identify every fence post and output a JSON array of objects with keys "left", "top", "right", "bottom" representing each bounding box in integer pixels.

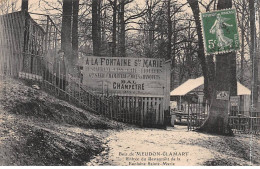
[
  {"left": 116, "top": 95, "right": 119, "bottom": 121},
  {"left": 110, "top": 96, "right": 113, "bottom": 120},
  {"left": 78, "top": 78, "right": 81, "bottom": 104},
  {"left": 187, "top": 102, "right": 190, "bottom": 131},
  {"left": 68, "top": 76, "right": 71, "bottom": 101},
  {"left": 140, "top": 97, "right": 144, "bottom": 127},
  {"left": 238, "top": 114, "right": 241, "bottom": 130}
]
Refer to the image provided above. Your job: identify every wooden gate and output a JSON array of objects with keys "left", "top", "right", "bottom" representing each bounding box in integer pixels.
[{"left": 186, "top": 102, "right": 209, "bottom": 130}]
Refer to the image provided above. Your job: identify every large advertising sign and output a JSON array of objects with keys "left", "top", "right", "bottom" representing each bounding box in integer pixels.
[{"left": 82, "top": 56, "right": 167, "bottom": 97}]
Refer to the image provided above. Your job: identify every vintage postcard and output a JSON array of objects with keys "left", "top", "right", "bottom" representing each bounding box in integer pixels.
[{"left": 0, "top": 0, "right": 259, "bottom": 166}]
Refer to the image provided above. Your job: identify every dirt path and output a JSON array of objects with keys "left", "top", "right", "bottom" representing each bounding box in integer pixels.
[
  {"left": 0, "top": 79, "right": 259, "bottom": 166},
  {"left": 87, "top": 126, "right": 259, "bottom": 166}
]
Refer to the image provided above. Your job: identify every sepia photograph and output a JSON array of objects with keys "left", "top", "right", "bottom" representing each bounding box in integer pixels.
[{"left": 0, "top": 0, "right": 259, "bottom": 166}]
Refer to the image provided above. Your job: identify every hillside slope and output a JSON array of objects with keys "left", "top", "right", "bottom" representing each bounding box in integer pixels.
[{"left": 0, "top": 78, "right": 128, "bottom": 165}]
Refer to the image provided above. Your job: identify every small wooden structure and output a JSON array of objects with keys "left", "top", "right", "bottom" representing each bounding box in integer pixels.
[
  {"left": 0, "top": 11, "right": 25, "bottom": 77},
  {"left": 170, "top": 76, "right": 251, "bottom": 112},
  {"left": 170, "top": 76, "right": 258, "bottom": 132},
  {"left": 0, "top": 11, "right": 60, "bottom": 77}
]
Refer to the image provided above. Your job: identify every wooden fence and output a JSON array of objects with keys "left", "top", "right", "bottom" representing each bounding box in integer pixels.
[
  {"left": 185, "top": 104, "right": 260, "bottom": 134},
  {"left": 18, "top": 59, "right": 165, "bottom": 127},
  {"left": 0, "top": 11, "right": 25, "bottom": 77},
  {"left": 29, "top": 57, "right": 165, "bottom": 127},
  {"left": 229, "top": 110, "right": 260, "bottom": 134},
  {"left": 0, "top": 11, "right": 60, "bottom": 77},
  {"left": 0, "top": 11, "right": 167, "bottom": 127},
  {"left": 168, "top": 102, "right": 209, "bottom": 130},
  {"left": 187, "top": 103, "right": 209, "bottom": 130},
  {"left": 182, "top": 102, "right": 209, "bottom": 130}
]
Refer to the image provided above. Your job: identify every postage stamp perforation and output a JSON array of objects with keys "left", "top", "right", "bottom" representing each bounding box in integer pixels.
[
  {"left": 199, "top": 11, "right": 208, "bottom": 56},
  {"left": 200, "top": 8, "right": 240, "bottom": 55}
]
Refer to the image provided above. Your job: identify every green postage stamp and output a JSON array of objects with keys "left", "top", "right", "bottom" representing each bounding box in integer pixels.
[{"left": 200, "top": 9, "right": 240, "bottom": 55}]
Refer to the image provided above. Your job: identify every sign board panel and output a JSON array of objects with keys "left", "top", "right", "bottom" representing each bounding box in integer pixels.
[
  {"left": 19, "top": 72, "right": 43, "bottom": 81},
  {"left": 230, "top": 96, "right": 240, "bottom": 107},
  {"left": 216, "top": 91, "right": 229, "bottom": 100},
  {"left": 201, "top": 9, "right": 240, "bottom": 55},
  {"left": 82, "top": 56, "right": 167, "bottom": 97}
]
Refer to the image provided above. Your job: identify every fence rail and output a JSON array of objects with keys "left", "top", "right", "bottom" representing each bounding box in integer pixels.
[
  {"left": 16, "top": 54, "right": 165, "bottom": 127},
  {"left": 229, "top": 110, "right": 260, "bottom": 134},
  {"left": 0, "top": 11, "right": 165, "bottom": 127},
  {"left": 184, "top": 103, "right": 260, "bottom": 134},
  {"left": 186, "top": 102, "right": 209, "bottom": 130}
]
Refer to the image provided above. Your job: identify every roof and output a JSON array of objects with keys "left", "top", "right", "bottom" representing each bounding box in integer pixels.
[
  {"left": 237, "top": 81, "right": 251, "bottom": 95},
  {"left": 170, "top": 77, "right": 204, "bottom": 96},
  {"left": 170, "top": 76, "right": 251, "bottom": 96}
]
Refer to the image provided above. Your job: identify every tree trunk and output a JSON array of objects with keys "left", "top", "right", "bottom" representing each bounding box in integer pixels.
[
  {"left": 22, "top": 0, "right": 29, "bottom": 69},
  {"left": 92, "top": 0, "right": 101, "bottom": 56},
  {"left": 118, "top": 0, "right": 125, "bottom": 57},
  {"left": 207, "top": 54, "right": 215, "bottom": 104},
  {"left": 167, "top": 0, "right": 172, "bottom": 61},
  {"left": 61, "top": 0, "right": 73, "bottom": 73},
  {"left": 249, "top": 0, "right": 258, "bottom": 109},
  {"left": 240, "top": 0, "right": 245, "bottom": 83},
  {"left": 186, "top": 21, "right": 192, "bottom": 78},
  {"left": 171, "top": 14, "right": 176, "bottom": 90},
  {"left": 21, "top": 0, "right": 28, "bottom": 11},
  {"left": 205, "top": 2, "right": 216, "bottom": 104},
  {"left": 112, "top": 0, "right": 117, "bottom": 57},
  {"left": 187, "top": 0, "right": 209, "bottom": 100},
  {"left": 258, "top": 0, "right": 260, "bottom": 109},
  {"left": 147, "top": 3, "right": 154, "bottom": 58},
  {"left": 197, "top": 0, "right": 236, "bottom": 135},
  {"left": 72, "top": 0, "right": 79, "bottom": 67}
]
